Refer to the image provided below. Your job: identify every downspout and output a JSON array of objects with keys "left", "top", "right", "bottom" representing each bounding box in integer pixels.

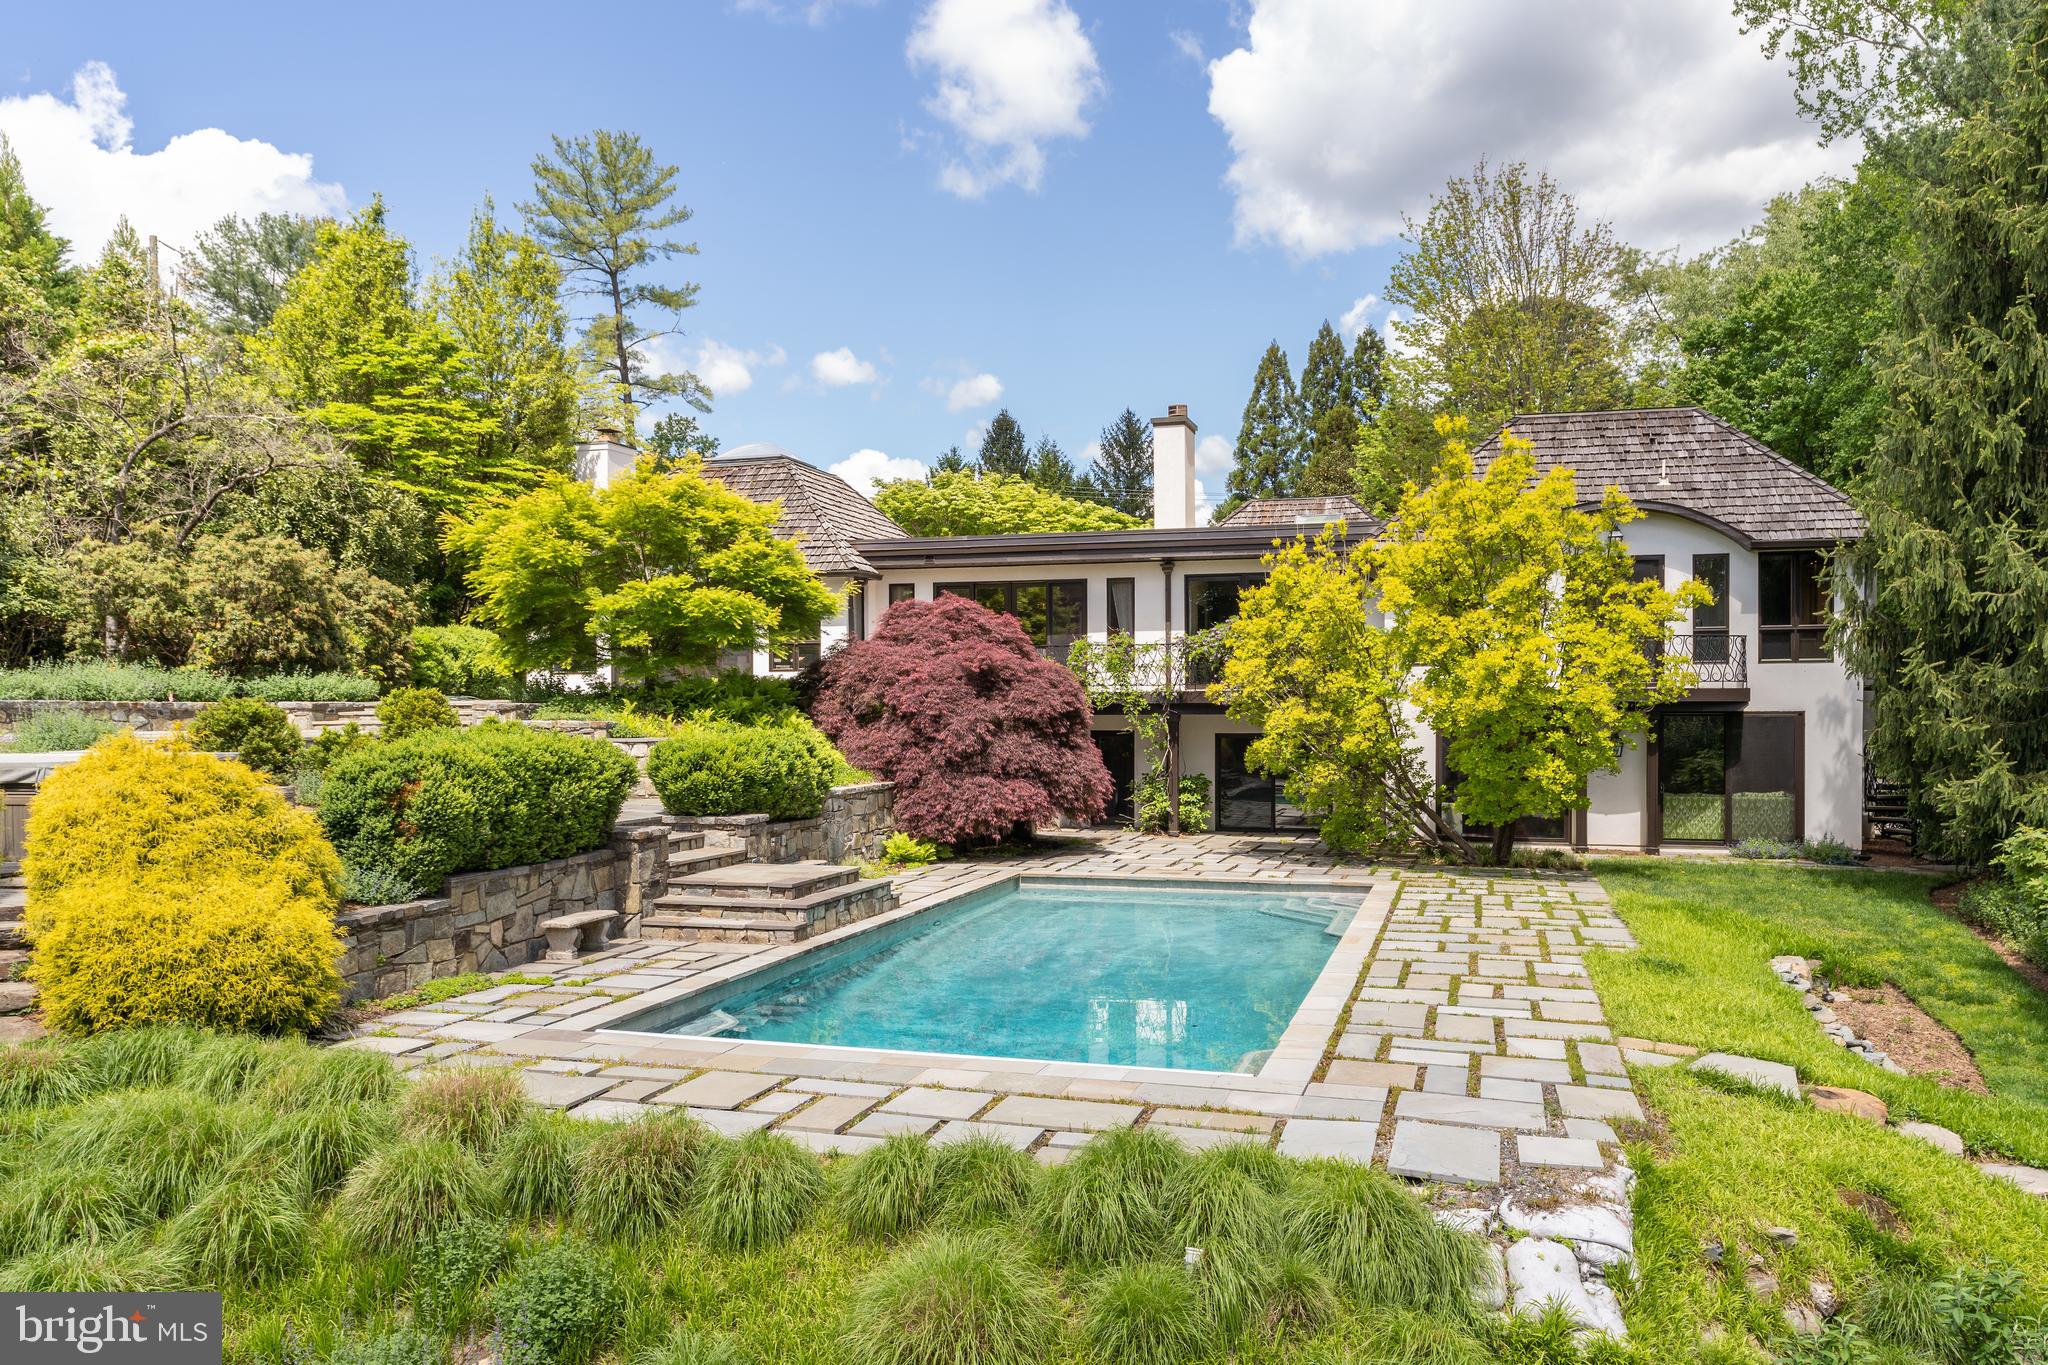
[{"left": 1162, "top": 557, "right": 1180, "bottom": 837}]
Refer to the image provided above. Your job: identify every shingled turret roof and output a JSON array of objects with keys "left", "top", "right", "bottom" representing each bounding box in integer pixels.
[
  {"left": 698, "top": 450, "right": 908, "bottom": 577},
  {"left": 1471, "top": 408, "right": 1864, "bottom": 546}
]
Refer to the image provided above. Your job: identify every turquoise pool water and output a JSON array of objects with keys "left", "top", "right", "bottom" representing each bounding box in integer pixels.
[{"left": 637, "top": 878, "right": 1359, "bottom": 1073}]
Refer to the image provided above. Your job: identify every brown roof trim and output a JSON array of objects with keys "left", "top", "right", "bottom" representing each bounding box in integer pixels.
[{"left": 854, "top": 522, "right": 1364, "bottom": 568}]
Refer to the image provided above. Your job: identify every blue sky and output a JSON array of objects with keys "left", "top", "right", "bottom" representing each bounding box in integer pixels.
[{"left": 2, "top": 1, "right": 1854, "bottom": 507}]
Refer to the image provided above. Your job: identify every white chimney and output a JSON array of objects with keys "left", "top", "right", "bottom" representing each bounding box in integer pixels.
[
  {"left": 572, "top": 427, "right": 640, "bottom": 490},
  {"left": 1151, "top": 404, "right": 1197, "bottom": 530}
]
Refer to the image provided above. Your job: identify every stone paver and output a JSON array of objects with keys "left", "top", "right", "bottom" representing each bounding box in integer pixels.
[
  {"left": 881, "top": 1086, "right": 993, "bottom": 1120},
  {"left": 932, "top": 1120, "right": 1041, "bottom": 1149},
  {"left": 1394, "top": 1091, "right": 1548, "bottom": 1132},
  {"left": 654, "top": 1070, "right": 785, "bottom": 1110},
  {"left": 847, "top": 1111, "right": 939, "bottom": 1138},
  {"left": 1388, "top": 1120, "right": 1501, "bottom": 1185},
  {"left": 1690, "top": 1052, "right": 1801, "bottom": 1099},
  {"left": 517, "top": 1071, "right": 615, "bottom": 1108},
  {"left": 982, "top": 1095, "right": 1142, "bottom": 1131},
  {"left": 1516, "top": 1135, "right": 1606, "bottom": 1169},
  {"left": 1276, "top": 1118, "right": 1378, "bottom": 1161}
]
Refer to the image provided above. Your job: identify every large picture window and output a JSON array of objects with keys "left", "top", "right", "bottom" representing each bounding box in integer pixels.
[
  {"left": 1656, "top": 711, "right": 1802, "bottom": 843},
  {"left": 1758, "top": 550, "right": 1829, "bottom": 661},
  {"left": 935, "top": 580, "right": 1087, "bottom": 655}
]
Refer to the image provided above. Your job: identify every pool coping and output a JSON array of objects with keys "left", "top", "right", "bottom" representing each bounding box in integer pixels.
[{"left": 554, "top": 865, "right": 1394, "bottom": 1099}]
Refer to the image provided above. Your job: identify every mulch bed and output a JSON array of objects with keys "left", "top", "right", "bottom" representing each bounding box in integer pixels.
[{"left": 1826, "top": 981, "right": 1988, "bottom": 1092}]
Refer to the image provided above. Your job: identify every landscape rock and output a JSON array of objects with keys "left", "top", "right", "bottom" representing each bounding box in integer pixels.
[
  {"left": 1690, "top": 1052, "right": 1801, "bottom": 1099},
  {"left": 1810, "top": 1280, "right": 1839, "bottom": 1317},
  {"left": 1476, "top": 1243, "right": 1508, "bottom": 1311},
  {"left": 1980, "top": 1162, "right": 2048, "bottom": 1196},
  {"left": 1784, "top": 1304, "right": 1825, "bottom": 1335},
  {"left": 1505, "top": 1238, "right": 1628, "bottom": 1338},
  {"left": 1499, "top": 1198, "right": 1632, "bottom": 1253},
  {"left": 1765, "top": 1226, "right": 1800, "bottom": 1248},
  {"left": 1897, "top": 1120, "right": 1964, "bottom": 1156}
]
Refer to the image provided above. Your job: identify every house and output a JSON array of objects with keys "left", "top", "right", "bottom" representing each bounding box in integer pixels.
[{"left": 575, "top": 403, "right": 1867, "bottom": 852}]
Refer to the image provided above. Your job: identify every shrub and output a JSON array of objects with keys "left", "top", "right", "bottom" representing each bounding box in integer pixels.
[
  {"left": 327, "top": 1330, "right": 445, "bottom": 1365},
  {"left": 845, "top": 1229, "right": 1061, "bottom": 1365},
  {"left": 411, "top": 624, "right": 520, "bottom": 698},
  {"left": 1280, "top": 1159, "right": 1487, "bottom": 1318},
  {"left": 319, "top": 722, "right": 635, "bottom": 891},
  {"left": 493, "top": 1236, "right": 623, "bottom": 1365},
  {"left": 339, "top": 861, "right": 433, "bottom": 906},
  {"left": 189, "top": 696, "right": 304, "bottom": 776},
  {"left": 879, "top": 832, "right": 941, "bottom": 867},
  {"left": 163, "top": 1156, "right": 311, "bottom": 1284},
  {"left": 694, "top": 1128, "right": 826, "bottom": 1249},
  {"left": 397, "top": 1068, "right": 532, "bottom": 1151},
  {"left": 1998, "top": 826, "right": 2048, "bottom": 910},
  {"left": 1136, "top": 775, "right": 1211, "bottom": 836},
  {"left": 934, "top": 1132, "right": 1038, "bottom": 1227},
  {"left": 646, "top": 721, "right": 837, "bottom": 820},
  {"left": 378, "top": 685, "right": 459, "bottom": 737},
  {"left": 337, "top": 1138, "right": 495, "bottom": 1253},
  {"left": 836, "top": 1133, "right": 939, "bottom": 1240},
  {"left": 814, "top": 596, "right": 1113, "bottom": 842},
  {"left": 1033, "top": 1127, "right": 1186, "bottom": 1267},
  {"left": 1082, "top": 1261, "right": 1216, "bottom": 1365},
  {"left": 574, "top": 1110, "right": 705, "bottom": 1241},
  {"left": 0, "top": 661, "right": 379, "bottom": 702},
  {"left": 1959, "top": 877, "right": 2048, "bottom": 968},
  {"left": 0, "top": 709, "right": 120, "bottom": 752},
  {"left": 494, "top": 1110, "right": 594, "bottom": 1222},
  {"left": 412, "top": 1215, "right": 509, "bottom": 1331},
  {"left": 299, "top": 722, "right": 375, "bottom": 775}
]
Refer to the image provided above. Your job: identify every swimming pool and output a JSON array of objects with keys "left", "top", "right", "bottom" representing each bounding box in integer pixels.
[{"left": 619, "top": 876, "right": 1363, "bottom": 1073}]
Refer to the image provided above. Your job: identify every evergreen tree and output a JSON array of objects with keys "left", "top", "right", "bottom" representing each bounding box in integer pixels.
[
  {"left": 1842, "top": 10, "right": 2048, "bottom": 863},
  {"left": 1026, "top": 434, "right": 1078, "bottom": 495},
  {"left": 1299, "top": 320, "right": 1360, "bottom": 497},
  {"left": 1299, "top": 320, "right": 1350, "bottom": 425},
  {"left": 0, "top": 134, "right": 76, "bottom": 315},
  {"left": 1222, "top": 342, "right": 1305, "bottom": 517},
  {"left": 933, "top": 444, "right": 969, "bottom": 474},
  {"left": 184, "top": 212, "right": 322, "bottom": 334},
  {"left": 649, "top": 412, "right": 720, "bottom": 460},
  {"left": 978, "top": 409, "right": 1030, "bottom": 477},
  {"left": 1350, "top": 325, "right": 1388, "bottom": 415},
  {"left": 1089, "top": 408, "right": 1153, "bottom": 518}
]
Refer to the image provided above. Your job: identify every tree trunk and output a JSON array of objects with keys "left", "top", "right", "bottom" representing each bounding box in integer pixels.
[{"left": 1491, "top": 823, "right": 1516, "bottom": 867}]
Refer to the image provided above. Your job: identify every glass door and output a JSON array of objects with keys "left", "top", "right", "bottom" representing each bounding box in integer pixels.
[
  {"left": 1657, "top": 712, "right": 1804, "bottom": 844},
  {"left": 1215, "top": 733, "right": 1276, "bottom": 832},
  {"left": 1658, "top": 713, "right": 1730, "bottom": 842},
  {"left": 1091, "top": 731, "right": 1135, "bottom": 825}
]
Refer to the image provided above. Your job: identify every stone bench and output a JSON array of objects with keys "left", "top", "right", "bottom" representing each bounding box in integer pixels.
[{"left": 540, "top": 908, "right": 619, "bottom": 962}]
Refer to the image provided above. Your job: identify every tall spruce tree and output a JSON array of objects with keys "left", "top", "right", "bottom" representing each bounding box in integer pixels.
[
  {"left": 933, "top": 444, "right": 969, "bottom": 474},
  {"left": 1090, "top": 408, "right": 1153, "bottom": 517},
  {"left": 185, "top": 212, "right": 322, "bottom": 334},
  {"left": 1350, "top": 325, "right": 1388, "bottom": 415},
  {"left": 978, "top": 409, "right": 1030, "bottom": 477},
  {"left": 1842, "top": 10, "right": 2048, "bottom": 863},
  {"left": 1299, "top": 320, "right": 1361, "bottom": 497},
  {"left": 1026, "top": 435, "right": 1078, "bottom": 495},
  {"left": 0, "top": 134, "right": 76, "bottom": 315},
  {"left": 1222, "top": 342, "right": 1306, "bottom": 517}
]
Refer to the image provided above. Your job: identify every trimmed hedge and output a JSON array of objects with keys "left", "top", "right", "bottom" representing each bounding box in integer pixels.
[
  {"left": 318, "top": 722, "right": 636, "bottom": 893},
  {"left": 0, "top": 662, "right": 379, "bottom": 702},
  {"left": 189, "top": 698, "right": 303, "bottom": 777},
  {"left": 377, "top": 687, "right": 458, "bottom": 738},
  {"left": 646, "top": 721, "right": 838, "bottom": 820}
]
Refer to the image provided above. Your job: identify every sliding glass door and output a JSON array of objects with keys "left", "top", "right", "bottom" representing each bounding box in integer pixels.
[{"left": 1656, "top": 712, "right": 1802, "bottom": 844}]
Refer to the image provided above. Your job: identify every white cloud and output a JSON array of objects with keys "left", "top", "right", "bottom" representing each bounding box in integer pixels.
[
  {"left": 945, "top": 371, "right": 1004, "bottom": 412},
  {"left": 693, "top": 339, "right": 785, "bottom": 396},
  {"left": 1205, "top": 0, "right": 1859, "bottom": 258},
  {"left": 1339, "top": 293, "right": 1379, "bottom": 340},
  {"left": 1169, "top": 30, "right": 1207, "bottom": 65},
  {"left": 830, "top": 448, "right": 927, "bottom": 495},
  {"left": 1195, "top": 433, "right": 1233, "bottom": 475},
  {"left": 0, "top": 62, "right": 346, "bottom": 261},
  {"left": 811, "top": 346, "right": 881, "bottom": 387},
  {"left": 906, "top": 0, "right": 1104, "bottom": 196}
]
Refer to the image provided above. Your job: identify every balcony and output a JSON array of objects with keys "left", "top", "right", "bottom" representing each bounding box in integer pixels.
[{"left": 1661, "top": 632, "right": 1747, "bottom": 690}]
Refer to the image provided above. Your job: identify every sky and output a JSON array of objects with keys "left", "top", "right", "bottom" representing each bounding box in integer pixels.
[{"left": 1, "top": 0, "right": 1857, "bottom": 509}]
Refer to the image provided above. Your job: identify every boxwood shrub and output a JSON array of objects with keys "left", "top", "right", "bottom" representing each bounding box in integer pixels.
[
  {"left": 318, "top": 722, "right": 636, "bottom": 893},
  {"left": 189, "top": 697, "right": 304, "bottom": 777},
  {"left": 646, "top": 721, "right": 839, "bottom": 820}
]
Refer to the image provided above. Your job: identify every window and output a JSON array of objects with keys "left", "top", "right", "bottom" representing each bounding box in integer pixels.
[
  {"left": 1185, "top": 574, "right": 1265, "bottom": 684},
  {"left": 934, "top": 580, "right": 1088, "bottom": 655},
  {"left": 1691, "top": 553, "right": 1730, "bottom": 664},
  {"left": 887, "top": 583, "right": 915, "bottom": 605},
  {"left": 1107, "top": 578, "right": 1136, "bottom": 636},
  {"left": 1656, "top": 711, "right": 1802, "bottom": 843},
  {"left": 770, "top": 639, "right": 820, "bottom": 672},
  {"left": 1758, "top": 550, "right": 1829, "bottom": 661}
]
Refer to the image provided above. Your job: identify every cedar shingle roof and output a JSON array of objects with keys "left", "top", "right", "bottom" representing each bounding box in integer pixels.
[
  {"left": 698, "top": 453, "right": 908, "bottom": 577},
  {"left": 1472, "top": 408, "right": 1864, "bottom": 546},
  {"left": 1217, "top": 495, "right": 1381, "bottom": 531}
]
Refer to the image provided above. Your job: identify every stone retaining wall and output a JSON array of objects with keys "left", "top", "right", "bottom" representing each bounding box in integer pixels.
[
  {"left": 0, "top": 697, "right": 537, "bottom": 736},
  {"left": 665, "top": 781, "right": 895, "bottom": 863},
  {"left": 334, "top": 824, "right": 668, "bottom": 1001}
]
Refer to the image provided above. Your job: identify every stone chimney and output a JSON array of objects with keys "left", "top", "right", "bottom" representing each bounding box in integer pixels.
[
  {"left": 1151, "top": 403, "right": 1197, "bottom": 530},
  {"left": 572, "top": 430, "right": 639, "bottom": 490}
]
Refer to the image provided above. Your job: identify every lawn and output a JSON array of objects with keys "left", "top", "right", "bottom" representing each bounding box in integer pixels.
[{"left": 1586, "top": 859, "right": 2048, "bottom": 1356}]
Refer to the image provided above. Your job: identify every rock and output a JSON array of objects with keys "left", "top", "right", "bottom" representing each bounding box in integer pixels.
[
  {"left": 1810, "top": 1279, "right": 1839, "bottom": 1317},
  {"left": 1745, "top": 1265, "right": 1780, "bottom": 1299},
  {"left": 0, "top": 981, "right": 34, "bottom": 1015},
  {"left": 1702, "top": 1239, "right": 1725, "bottom": 1265},
  {"left": 1691, "top": 1053, "right": 1801, "bottom": 1099},
  {"left": 1898, "top": 1121, "right": 1965, "bottom": 1157},
  {"left": 1979, "top": 1162, "right": 2048, "bottom": 1196},
  {"left": 1572, "top": 1239, "right": 1630, "bottom": 1269},
  {"left": 1810, "top": 1006, "right": 1837, "bottom": 1025},
  {"left": 1476, "top": 1243, "right": 1508, "bottom": 1311},
  {"left": 1765, "top": 1226, "right": 1800, "bottom": 1248},
  {"left": 1434, "top": 1207, "right": 1497, "bottom": 1237},
  {"left": 1499, "top": 1199, "right": 1633, "bottom": 1254},
  {"left": 1808, "top": 1086, "right": 1888, "bottom": 1124},
  {"left": 1785, "top": 1304, "right": 1825, "bottom": 1335},
  {"left": 1505, "top": 1238, "right": 1628, "bottom": 1338}
]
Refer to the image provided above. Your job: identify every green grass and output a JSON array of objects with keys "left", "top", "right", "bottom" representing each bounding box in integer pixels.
[
  {"left": 1590, "top": 859, "right": 2048, "bottom": 1162},
  {"left": 1585, "top": 859, "right": 2048, "bottom": 1353}
]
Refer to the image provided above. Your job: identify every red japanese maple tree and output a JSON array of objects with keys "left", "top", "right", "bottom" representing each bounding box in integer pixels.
[{"left": 811, "top": 595, "right": 1112, "bottom": 843}]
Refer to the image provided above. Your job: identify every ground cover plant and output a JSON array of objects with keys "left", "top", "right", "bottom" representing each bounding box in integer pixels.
[
  {"left": 0, "top": 662, "right": 381, "bottom": 702},
  {"left": 1586, "top": 858, "right": 2048, "bottom": 1355},
  {"left": 0, "top": 710, "right": 121, "bottom": 752},
  {"left": 0, "top": 1027, "right": 1749, "bottom": 1365}
]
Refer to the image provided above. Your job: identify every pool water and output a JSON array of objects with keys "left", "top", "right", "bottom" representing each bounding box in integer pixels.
[{"left": 643, "top": 878, "right": 1359, "bottom": 1073}]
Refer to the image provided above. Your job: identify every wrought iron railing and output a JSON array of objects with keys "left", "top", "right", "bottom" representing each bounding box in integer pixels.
[{"left": 1660, "top": 632, "right": 1747, "bottom": 687}]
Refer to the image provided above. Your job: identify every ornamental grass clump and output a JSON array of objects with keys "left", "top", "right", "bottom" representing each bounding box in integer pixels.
[
  {"left": 0, "top": 1236, "right": 187, "bottom": 1293},
  {"left": 73, "top": 1024, "right": 204, "bottom": 1091},
  {"left": 573, "top": 1110, "right": 705, "bottom": 1242},
  {"left": 693, "top": 1129, "right": 826, "bottom": 1250},
  {"left": 1164, "top": 1144, "right": 1286, "bottom": 1251},
  {"left": 245, "top": 1100, "right": 395, "bottom": 1197},
  {"left": 835, "top": 1134, "right": 939, "bottom": 1240},
  {"left": 42, "top": 1087, "right": 243, "bottom": 1216},
  {"left": 179, "top": 1031, "right": 292, "bottom": 1100},
  {"left": 397, "top": 1068, "right": 531, "bottom": 1152},
  {"left": 1034, "top": 1126, "right": 1186, "bottom": 1268},
  {"left": 1280, "top": 1159, "right": 1488, "bottom": 1318},
  {"left": 492, "top": 1235, "right": 623, "bottom": 1365},
  {"left": 0, "top": 1161, "right": 147, "bottom": 1257},
  {"left": 845, "top": 1229, "right": 1062, "bottom": 1365},
  {"left": 934, "top": 1131, "right": 1038, "bottom": 1227},
  {"left": 265, "top": 1044, "right": 402, "bottom": 1110},
  {"left": 494, "top": 1110, "right": 595, "bottom": 1222},
  {"left": 1082, "top": 1260, "right": 1217, "bottom": 1365},
  {"left": 0, "top": 1039, "right": 92, "bottom": 1109},
  {"left": 623, "top": 1324, "right": 746, "bottom": 1365},
  {"left": 164, "top": 1155, "right": 312, "bottom": 1284},
  {"left": 336, "top": 1137, "right": 494, "bottom": 1254}
]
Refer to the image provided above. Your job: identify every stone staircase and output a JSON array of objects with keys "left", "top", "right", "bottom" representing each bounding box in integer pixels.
[
  {"left": 666, "top": 826, "right": 748, "bottom": 879},
  {"left": 641, "top": 853, "right": 896, "bottom": 945},
  {"left": 0, "top": 873, "right": 32, "bottom": 1015}
]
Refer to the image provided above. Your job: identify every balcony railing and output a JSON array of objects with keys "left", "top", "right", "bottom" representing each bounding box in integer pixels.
[{"left": 1660, "top": 632, "right": 1747, "bottom": 688}]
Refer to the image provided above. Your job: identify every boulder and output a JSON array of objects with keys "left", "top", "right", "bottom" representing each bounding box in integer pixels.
[
  {"left": 1505, "top": 1238, "right": 1628, "bottom": 1338},
  {"left": 1808, "top": 1086, "right": 1888, "bottom": 1123}
]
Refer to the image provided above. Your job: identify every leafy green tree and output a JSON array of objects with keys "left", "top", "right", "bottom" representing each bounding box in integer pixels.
[
  {"left": 0, "top": 133, "right": 76, "bottom": 316},
  {"left": 183, "top": 212, "right": 322, "bottom": 334},
  {"left": 977, "top": 409, "right": 1030, "bottom": 477},
  {"left": 1221, "top": 342, "right": 1305, "bottom": 518},
  {"left": 649, "top": 411, "right": 720, "bottom": 461},
  {"left": 444, "top": 456, "right": 839, "bottom": 680},
  {"left": 873, "top": 471, "right": 1143, "bottom": 536},
  {"left": 1088, "top": 408, "right": 1153, "bottom": 518},
  {"left": 253, "top": 201, "right": 499, "bottom": 512},
  {"left": 1733, "top": 0, "right": 1978, "bottom": 145},
  {"left": 431, "top": 199, "right": 579, "bottom": 482},
  {"left": 520, "top": 130, "right": 706, "bottom": 422},
  {"left": 1841, "top": 7, "right": 2048, "bottom": 863}
]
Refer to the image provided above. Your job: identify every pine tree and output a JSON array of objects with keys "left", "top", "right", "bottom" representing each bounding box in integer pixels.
[
  {"left": 1842, "top": 11, "right": 2048, "bottom": 863},
  {"left": 933, "top": 444, "right": 969, "bottom": 474},
  {"left": 185, "top": 212, "right": 322, "bottom": 334},
  {"left": 978, "top": 409, "right": 1030, "bottom": 477},
  {"left": 1222, "top": 342, "right": 1305, "bottom": 517},
  {"left": 1350, "top": 325, "right": 1388, "bottom": 415},
  {"left": 1089, "top": 408, "right": 1153, "bottom": 518},
  {"left": 1299, "top": 320, "right": 1349, "bottom": 426},
  {"left": 0, "top": 133, "right": 76, "bottom": 314},
  {"left": 1299, "top": 321, "right": 1358, "bottom": 497},
  {"left": 1026, "top": 435, "right": 1077, "bottom": 495},
  {"left": 649, "top": 412, "right": 720, "bottom": 461}
]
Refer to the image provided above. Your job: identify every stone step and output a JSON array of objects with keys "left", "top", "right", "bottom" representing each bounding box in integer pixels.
[
  {"left": 644, "top": 877, "right": 897, "bottom": 944},
  {"left": 639, "top": 914, "right": 809, "bottom": 945},
  {"left": 666, "top": 861, "right": 859, "bottom": 902},
  {"left": 666, "top": 846, "right": 747, "bottom": 879},
  {"left": 666, "top": 828, "right": 708, "bottom": 852}
]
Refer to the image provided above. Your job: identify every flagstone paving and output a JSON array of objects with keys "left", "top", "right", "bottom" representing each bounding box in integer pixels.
[{"left": 343, "top": 832, "right": 1647, "bottom": 1201}]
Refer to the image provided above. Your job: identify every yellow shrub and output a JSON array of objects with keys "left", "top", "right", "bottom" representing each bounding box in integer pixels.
[
  {"left": 22, "top": 732, "right": 340, "bottom": 937},
  {"left": 29, "top": 874, "right": 343, "bottom": 1035}
]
